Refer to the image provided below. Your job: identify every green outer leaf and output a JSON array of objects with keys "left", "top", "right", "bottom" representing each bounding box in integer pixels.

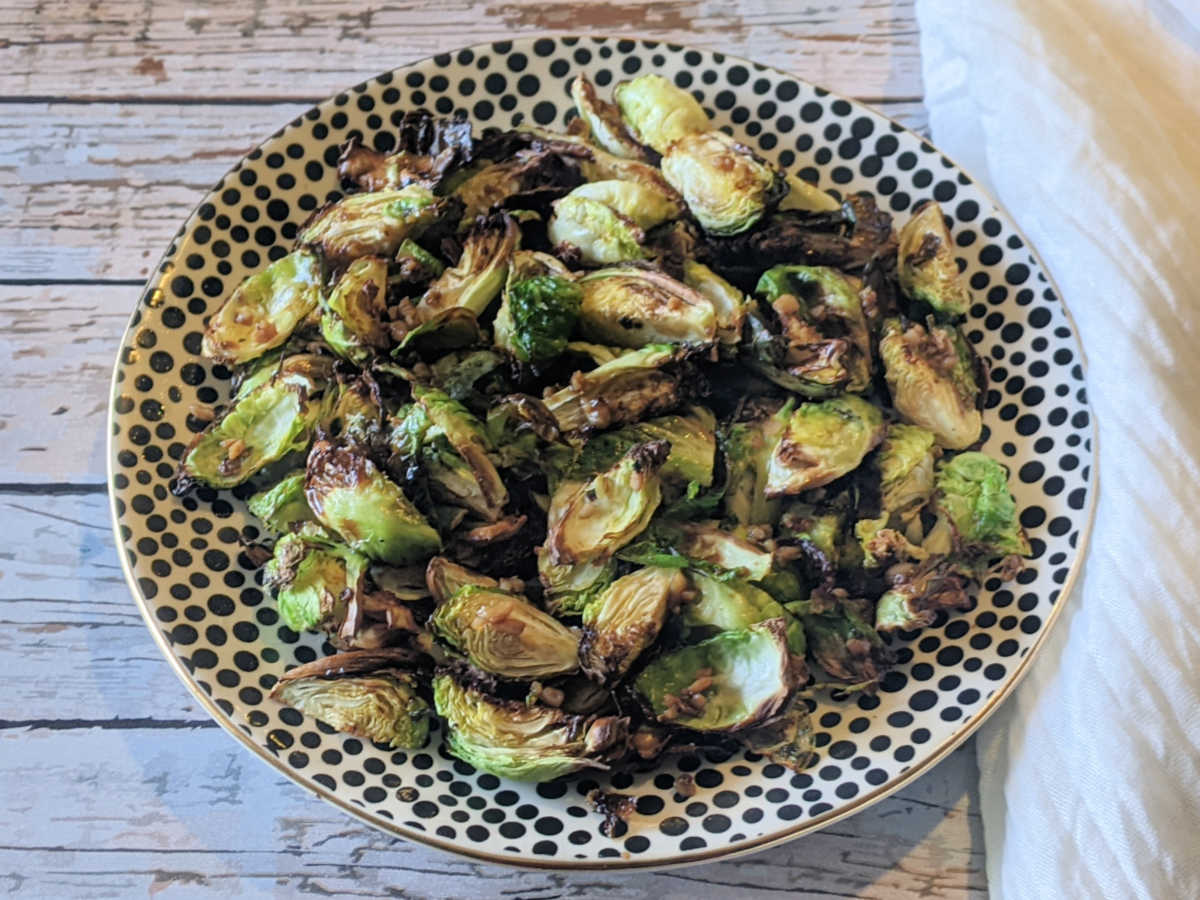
[
  {"left": 935, "top": 451, "right": 1031, "bottom": 556},
  {"left": 273, "top": 673, "right": 430, "bottom": 749},
  {"left": 247, "top": 470, "right": 313, "bottom": 532},
  {"left": 507, "top": 275, "right": 583, "bottom": 363}
]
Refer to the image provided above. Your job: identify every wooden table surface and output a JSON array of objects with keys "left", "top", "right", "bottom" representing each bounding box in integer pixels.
[{"left": 0, "top": 2, "right": 987, "bottom": 896}]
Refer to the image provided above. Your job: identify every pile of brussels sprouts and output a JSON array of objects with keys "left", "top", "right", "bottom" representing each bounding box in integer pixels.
[{"left": 176, "top": 73, "right": 1031, "bottom": 784}]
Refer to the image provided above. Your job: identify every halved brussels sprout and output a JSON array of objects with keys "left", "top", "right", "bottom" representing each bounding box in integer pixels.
[
  {"left": 777, "top": 172, "right": 842, "bottom": 213},
  {"left": 431, "top": 586, "right": 580, "bottom": 679},
  {"left": 299, "top": 185, "right": 444, "bottom": 267},
  {"left": 683, "top": 260, "right": 747, "bottom": 350},
  {"left": 577, "top": 268, "right": 716, "bottom": 347},
  {"left": 496, "top": 274, "right": 583, "bottom": 363},
  {"left": 233, "top": 351, "right": 334, "bottom": 402},
  {"left": 539, "top": 556, "right": 617, "bottom": 617},
  {"left": 321, "top": 256, "right": 391, "bottom": 363},
  {"left": 878, "top": 423, "right": 938, "bottom": 522},
  {"left": 202, "top": 250, "right": 323, "bottom": 364},
  {"left": 544, "top": 343, "right": 683, "bottom": 434},
  {"left": 723, "top": 412, "right": 787, "bottom": 527},
  {"left": 179, "top": 362, "right": 333, "bottom": 490},
  {"left": 569, "top": 179, "right": 684, "bottom": 230},
  {"left": 571, "top": 73, "right": 650, "bottom": 160},
  {"left": 247, "top": 470, "right": 313, "bottom": 533},
  {"left": 754, "top": 264, "right": 873, "bottom": 394},
  {"left": 854, "top": 514, "right": 928, "bottom": 570},
  {"left": 879, "top": 317, "right": 984, "bottom": 449},
  {"left": 263, "top": 531, "right": 368, "bottom": 633},
  {"left": 272, "top": 669, "right": 430, "bottom": 748},
  {"left": 661, "top": 131, "right": 786, "bottom": 236},
  {"left": 413, "top": 214, "right": 518, "bottom": 321},
  {"left": 426, "top": 556, "right": 500, "bottom": 605},
  {"left": 738, "top": 699, "right": 815, "bottom": 772},
  {"left": 547, "top": 193, "right": 647, "bottom": 265},
  {"left": 897, "top": 201, "right": 970, "bottom": 319},
  {"left": 305, "top": 440, "right": 441, "bottom": 565},
  {"left": 778, "top": 502, "right": 845, "bottom": 568},
  {"left": 325, "top": 376, "right": 385, "bottom": 445},
  {"left": 433, "top": 674, "right": 628, "bottom": 781},
  {"left": 634, "top": 618, "right": 795, "bottom": 731},
  {"left": 569, "top": 405, "right": 716, "bottom": 487},
  {"left": 674, "top": 521, "right": 776, "bottom": 580},
  {"left": 926, "top": 451, "right": 1031, "bottom": 560},
  {"left": 545, "top": 441, "right": 668, "bottom": 566},
  {"left": 765, "top": 396, "right": 885, "bottom": 497},
  {"left": 581, "top": 567, "right": 686, "bottom": 682},
  {"left": 613, "top": 74, "right": 709, "bottom": 154},
  {"left": 416, "top": 387, "right": 508, "bottom": 522},
  {"left": 804, "top": 605, "right": 890, "bottom": 683},
  {"left": 682, "top": 573, "right": 806, "bottom": 655},
  {"left": 875, "top": 558, "right": 972, "bottom": 633}
]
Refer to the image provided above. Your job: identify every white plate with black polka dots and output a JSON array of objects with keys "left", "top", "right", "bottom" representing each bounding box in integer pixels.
[{"left": 108, "top": 36, "right": 1096, "bottom": 869}]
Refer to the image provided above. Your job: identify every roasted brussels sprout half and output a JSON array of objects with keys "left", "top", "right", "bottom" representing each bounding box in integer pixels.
[
  {"left": 426, "top": 556, "right": 501, "bottom": 605},
  {"left": 545, "top": 441, "right": 668, "bottom": 566},
  {"left": 547, "top": 180, "right": 681, "bottom": 266},
  {"left": 394, "top": 238, "right": 445, "bottom": 281},
  {"left": 683, "top": 260, "right": 748, "bottom": 350},
  {"left": 320, "top": 256, "right": 390, "bottom": 363},
  {"left": 777, "top": 173, "right": 842, "bottom": 213},
  {"left": 765, "top": 396, "right": 885, "bottom": 497},
  {"left": 539, "top": 556, "right": 618, "bottom": 617},
  {"left": 875, "top": 558, "right": 972, "bottom": 633},
  {"left": 878, "top": 423, "right": 938, "bottom": 522},
  {"left": 581, "top": 567, "right": 686, "bottom": 682},
  {"left": 723, "top": 411, "right": 786, "bottom": 527},
  {"left": 433, "top": 675, "right": 628, "bottom": 781},
  {"left": 202, "top": 250, "right": 323, "bottom": 364},
  {"left": 452, "top": 150, "right": 583, "bottom": 221},
  {"left": 879, "top": 317, "right": 984, "bottom": 449},
  {"left": 661, "top": 131, "right": 786, "bottom": 236},
  {"left": 299, "top": 186, "right": 444, "bottom": 267},
  {"left": 544, "top": 343, "right": 684, "bottom": 434},
  {"left": 305, "top": 441, "right": 441, "bottom": 565},
  {"left": 682, "top": 573, "right": 806, "bottom": 655},
  {"left": 670, "top": 521, "right": 776, "bottom": 581},
  {"left": 432, "top": 586, "right": 580, "bottom": 678},
  {"left": 247, "top": 470, "right": 313, "bottom": 533},
  {"left": 613, "top": 74, "right": 710, "bottom": 155},
  {"left": 496, "top": 274, "right": 582, "bottom": 363},
  {"left": 413, "top": 214, "right": 518, "bottom": 321},
  {"left": 272, "top": 669, "right": 431, "bottom": 748},
  {"left": 570, "top": 405, "right": 716, "bottom": 488},
  {"left": 897, "top": 201, "right": 970, "bottom": 319},
  {"left": 263, "top": 531, "right": 368, "bottom": 633},
  {"left": 416, "top": 387, "right": 508, "bottom": 522},
  {"left": 571, "top": 73, "right": 650, "bottom": 160},
  {"left": 577, "top": 268, "right": 716, "bottom": 348},
  {"left": 635, "top": 618, "right": 795, "bottom": 731},
  {"left": 926, "top": 451, "right": 1031, "bottom": 561},
  {"left": 178, "top": 362, "right": 333, "bottom": 490}
]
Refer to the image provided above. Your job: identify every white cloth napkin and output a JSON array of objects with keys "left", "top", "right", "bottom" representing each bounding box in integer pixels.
[{"left": 915, "top": 0, "right": 1200, "bottom": 896}]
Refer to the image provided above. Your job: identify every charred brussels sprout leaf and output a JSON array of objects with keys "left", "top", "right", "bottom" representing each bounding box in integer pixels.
[
  {"left": 321, "top": 256, "right": 391, "bottom": 363},
  {"left": 394, "top": 238, "right": 445, "bottom": 280},
  {"left": 578, "top": 268, "right": 716, "bottom": 348},
  {"left": 635, "top": 618, "right": 795, "bottom": 731},
  {"left": 545, "top": 441, "right": 668, "bottom": 566},
  {"left": 544, "top": 343, "right": 683, "bottom": 434},
  {"left": 247, "top": 470, "right": 313, "bottom": 533},
  {"left": 414, "top": 214, "right": 518, "bottom": 321},
  {"left": 451, "top": 150, "right": 583, "bottom": 221},
  {"left": 778, "top": 173, "right": 842, "bottom": 213},
  {"left": 502, "top": 275, "right": 583, "bottom": 363},
  {"left": 661, "top": 131, "right": 786, "bottom": 236},
  {"left": 300, "top": 186, "right": 443, "bottom": 267},
  {"left": 897, "top": 201, "right": 971, "bottom": 319},
  {"left": 928, "top": 451, "right": 1031, "bottom": 560},
  {"left": 337, "top": 111, "right": 472, "bottom": 193},
  {"left": 571, "top": 73, "right": 650, "bottom": 160},
  {"left": 202, "top": 250, "right": 323, "bottom": 365},
  {"left": 879, "top": 318, "right": 984, "bottom": 450},
  {"left": 263, "top": 531, "right": 367, "bottom": 633},
  {"left": 431, "top": 586, "right": 580, "bottom": 678},
  {"left": 804, "top": 606, "right": 890, "bottom": 683},
  {"left": 581, "top": 567, "right": 685, "bottom": 682},
  {"left": 305, "top": 441, "right": 441, "bottom": 565},
  {"left": 765, "top": 396, "right": 885, "bottom": 497},
  {"left": 433, "top": 675, "right": 628, "bottom": 781},
  {"left": 875, "top": 559, "right": 972, "bottom": 633},
  {"left": 878, "top": 423, "right": 938, "bottom": 522},
  {"left": 272, "top": 670, "right": 430, "bottom": 748},
  {"left": 682, "top": 573, "right": 806, "bottom": 655},
  {"left": 613, "top": 74, "right": 710, "bottom": 155}
]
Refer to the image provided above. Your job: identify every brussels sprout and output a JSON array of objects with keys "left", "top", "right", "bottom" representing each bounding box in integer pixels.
[
  {"left": 723, "top": 410, "right": 787, "bottom": 527},
  {"left": 305, "top": 440, "right": 441, "bottom": 565},
  {"left": 926, "top": 451, "right": 1031, "bottom": 560},
  {"left": 875, "top": 559, "right": 972, "bottom": 633},
  {"left": 804, "top": 606, "right": 890, "bottom": 683},
  {"left": 179, "top": 363, "right": 333, "bottom": 490},
  {"left": 577, "top": 268, "right": 716, "bottom": 347},
  {"left": 325, "top": 376, "right": 385, "bottom": 446},
  {"left": 683, "top": 260, "right": 748, "bottom": 350},
  {"left": 569, "top": 405, "right": 716, "bottom": 487},
  {"left": 878, "top": 423, "right": 938, "bottom": 522},
  {"left": 394, "top": 238, "right": 446, "bottom": 281},
  {"left": 202, "top": 250, "right": 323, "bottom": 365},
  {"left": 272, "top": 669, "right": 430, "bottom": 748},
  {"left": 778, "top": 502, "right": 845, "bottom": 568},
  {"left": 396, "top": 307, "right": 486, "bottom": 355},
  {"left": 547, "top": 193, "right": 647, "bottom": 265},
  {"left": 571, "top": 179, "right": 684, "bottom": 229},
  {"left": 320, "top": 256, "right": 391, "bottom": 363},
  {"left": 661, "top": 131, "right": 786, "bottom": 236},
  {"left": 682, "top": 573, "right": 806, "bottom": 655},
  {"left": 897, "top": 201, "right": 970, "bottom": 319},
  {"left": 634, "top": 618, "right": 795, "bottom": 731},
  {"left": 431, "top": 586, "right": 580, "bottom": 679},
  {"left": 452, "top": 150, "right": 583, "bottom": 221},
  {"left": 337, "top": 110, "right": 473, "bottom": 192},
  {"left": 299, "top": 185, "right": 444, "bottom": 267},
  {"left": 777, "top": 173, "right": 842, "bottom": 213},
  {"left": 738, "top": 699, "right": 815, "bottom": 772},
  {"left": 233, "top": 351, "right": 334, "bottom": 402},
  {"left": 426, "top": 556, "right": 501, "bottom": 605},
  {"left": 416, "top": 387, "right": 508, "bottom": 522},
  {"left": 539, "top": 556, "right": 617, "bottom": 617},
  {"left": 263, "top": 531, "right": 368, "bottom": 633},
  {"left": 494, "top": 250, "right": 577, "bottom": 359},
  {"left": 414, "top": 214, "right": 519, "bottom": 320},
  {"left": 248, "top": 470, "right": 314, "bottom": 533},
  {"left": 581, "top": 567, "right": 686, "bottom": 681},
  {"left": 672, "top": 521, "right": 775, "bottom": 581},
  {"left": 496, "top": 274, "right": 583, "bottom": 363},
  {"left": 543, "top": 343, "right": 683, "bottom": 434},
  {"left": 545, "top": 441, "right": 668, "bottom": 566},
  {"left": 571, "top": 74, "right": 650, "bottom": 160},
  {"left": 753, "top": 264, "right": 873, "bottom": 395},
  {"left": 879, "top": 317, "right": 984, "bottom": 449},
  {"left": 433, "top": 675, "right": 628, "bottom": 781},
  {"left": 613, "top": 74, "right": 710, "bottom": 154},
  {"left": 765, "top": 396, "right": 885, "bottom": 497}
]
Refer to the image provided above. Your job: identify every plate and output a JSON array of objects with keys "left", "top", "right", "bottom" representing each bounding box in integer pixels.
[{"left": 108, "top": 36, "right": 1095, "bottom": 869}]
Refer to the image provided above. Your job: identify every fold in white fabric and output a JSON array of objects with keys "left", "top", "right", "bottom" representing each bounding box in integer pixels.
[{"left": 915, "top": 0, "right": 1200, "bottom": 896}]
